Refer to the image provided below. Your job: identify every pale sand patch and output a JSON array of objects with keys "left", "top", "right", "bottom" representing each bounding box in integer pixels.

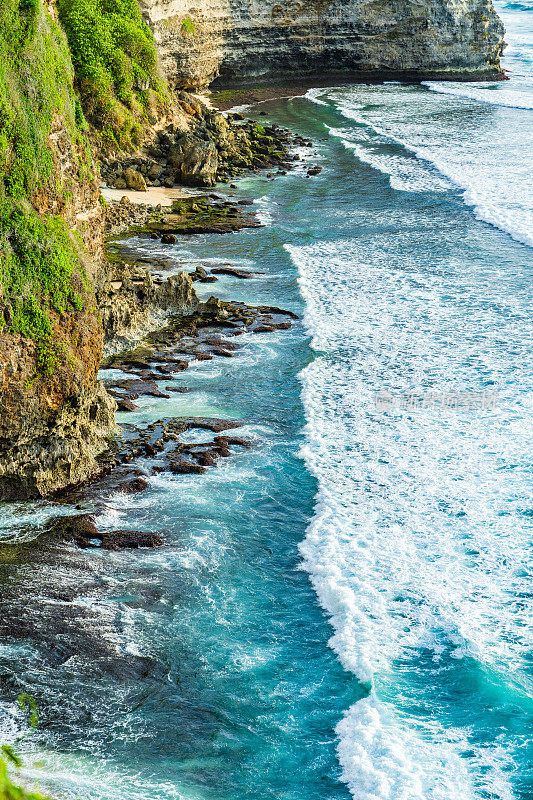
[
  {"left": 101, "top": 186, "right": 200, "bottom": 207},
  {"left": 194, "top": 92, "right": 213, "bottom": 109}
]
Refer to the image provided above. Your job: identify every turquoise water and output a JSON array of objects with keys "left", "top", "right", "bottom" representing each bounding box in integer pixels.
[{"left": 1, "top": 2, "right": 532, "bottom": 798}]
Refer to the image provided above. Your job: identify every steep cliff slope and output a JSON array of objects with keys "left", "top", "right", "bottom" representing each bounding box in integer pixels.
[
  {"left": 140, "top": 0, "right": 505, "bottom": 89},
  {"left": 55, "top": 0, "right": 173, "bottom": 152},
  {"left": 0, "top": 0, "right": 505, "bottom": 501},
  {"left": 0, "top": 0, "right": 116, "bottom": 499}
]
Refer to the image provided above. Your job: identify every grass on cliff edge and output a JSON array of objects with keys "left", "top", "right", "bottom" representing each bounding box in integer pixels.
[
  {"left": 0, "top": 0, "right": 171, "bottom": 374},
  {"left": 0, "top": 759, "right": 52, "bottom": 800},
  {"left": 56, "top": 0, "right": 169, "bottom": 152},
  {"left": 0, "top": 0, "right": 92, "bottom": 374}
]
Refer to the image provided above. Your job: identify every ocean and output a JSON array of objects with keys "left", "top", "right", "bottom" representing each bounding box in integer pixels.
[{"left": 0, "top": 1, "right": 531, "bottom": 799}]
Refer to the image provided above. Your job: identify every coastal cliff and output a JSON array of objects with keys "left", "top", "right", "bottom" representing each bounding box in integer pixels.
[
  {"left": 140, "top": 0, "right": 505, "bottom": 90},
  {"left": 0, "top": 0, "right": 197, "bottom": 500},
  {"left": 0, "top": 0, "right": 117, "bottom": 500},
  {"left": 0, "top": 0, "right": 505, "bottom": 500}
]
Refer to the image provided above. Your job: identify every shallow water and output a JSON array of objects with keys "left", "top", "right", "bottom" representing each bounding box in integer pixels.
[{"left": 1, "top": 2, "right": 532, "bottom": 798}]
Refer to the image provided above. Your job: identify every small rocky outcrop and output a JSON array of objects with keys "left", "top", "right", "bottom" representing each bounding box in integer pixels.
[
  {"left": 124, "top": 167, "right": 147, "bottom": 192},
  {"left": 169, "top": 134, "right": 219, "bottom": 186},
  {"left": 0, "top": 364, "right": 116, "bottom": 500},
  {"left": 98, "top": 192, "right": 270, "bottom": 351},
  {"left": 47, "top": 514, "right": 163, "bottom": 550},
  {"left": 97, "top": 258, "right": 200, "bottom": 351}
]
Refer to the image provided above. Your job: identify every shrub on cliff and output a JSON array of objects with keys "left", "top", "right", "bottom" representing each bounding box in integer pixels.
[
  {"left": 0, "top": 0, "right": 96, "bottom": 373},
  {"left": 0, "top": 758, "right": 52, "bottom": 800},
  {"left": 57, "top": 0, "right": 169, "bottom": 151},
  {"left": 0, "top": 696, "right": 53, "bottom": 800}
]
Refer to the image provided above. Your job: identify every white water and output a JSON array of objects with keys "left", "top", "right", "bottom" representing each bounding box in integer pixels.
[
  {"left": 292, "top": 224, "right": 532, "bottom": 798},
  {"left": 298, "top": 11, "right": 533, "bottom": 789},
  {"left": 305, "top": 2, "right": 533, "bottom": 248}
]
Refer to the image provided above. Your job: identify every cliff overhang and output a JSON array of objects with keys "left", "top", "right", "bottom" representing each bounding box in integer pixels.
[{"left": 140, "top": 0, "right": 505, "bottom": 92}]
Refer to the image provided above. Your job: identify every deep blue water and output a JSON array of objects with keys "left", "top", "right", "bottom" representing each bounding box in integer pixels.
[{"left": 0, "top": 2, "right": 532, "bottom": 799}]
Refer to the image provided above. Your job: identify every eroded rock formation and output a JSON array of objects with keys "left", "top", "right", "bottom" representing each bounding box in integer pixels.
[
  {"left": 140, "top": 0, "right": 505, "bottom": 89},
  {"left": 0, "top": 2, "right": 118, "bottom": 500},
  {"left": 0, "top": 0, "right": 506, "bottom": 501}
]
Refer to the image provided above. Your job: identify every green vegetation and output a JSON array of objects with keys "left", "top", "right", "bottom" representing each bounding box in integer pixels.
[
  {"left": 180, "top": 17, "right": 197, "bottom": 36},
  {"left": 0, "top": 0, "right": 93, "bottom": 373},
  {"left": 56, "top": 0, "right": 168, "bottom": 151},
  {"left": 0, "top": 758, "right": 52, "bottom": 800},
  {"left": 0, "top": 695, "right": 53, "bottom": 800},
  {"left": 0, "top": 0, "right": 173, "bottom": 374},
  {"left": 16, "top": 697, "right": 38, "bottom": 732}
]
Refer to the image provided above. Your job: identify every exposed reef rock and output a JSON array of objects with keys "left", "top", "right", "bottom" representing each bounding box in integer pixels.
[
  {"left": 140, "top": 0, "right": 505, "bottom": 89},
  {"left": 47, "top": 514, "right": 164, "bottom": 550},
  {"left": 101, "top": 110, "right": 294, "bottom": 188}
]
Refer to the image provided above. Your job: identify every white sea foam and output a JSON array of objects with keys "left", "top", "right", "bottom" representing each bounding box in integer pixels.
[
  {"left": 303, "top": 4, "right": 533, "bottom": 246},
  {"left": 332, "top": 133, "right": 452, "bottom": 193},
  {"left": 423, "top": 2, "right": 533, "bottom": 111},
  {"left": 337, "top": 694, "right": 515, "bottom": 800},
  {"left": 304, "top": 88, "right": 330, "bottom": 107},
  {"left": 0, "top": 503, "right": 79, "bottom": 542},
  {"left": 422, "top": 81, "right": 533, "bottom": 110},
  {"left": 227, "top": 103, "right": 252, "bottom": 113},
  {"left": 289, "top": 235, "right": 531, "bottom": 800},
  {"left": 254, "top": 195, "right": 276, "bottom": 225},
  {"left": 0, "top": 700, "right": 23, "bottom": 745},
  {"left": 326, "top": 85, "right": 533, "bottom": 248}
]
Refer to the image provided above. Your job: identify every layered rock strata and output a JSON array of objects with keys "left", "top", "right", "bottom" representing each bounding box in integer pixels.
[{"left": 140, "top": 0, "right": 505, "bottom": 89}]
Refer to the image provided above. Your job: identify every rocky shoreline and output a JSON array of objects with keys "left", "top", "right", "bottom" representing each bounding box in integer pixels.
[
  {"left": 0, "top": 0, "right": 512, "bottom": 795},
  {"left": 0, "top": 102, "right": 316, "bottom": 502},
  {"left": 100, "top": 108, "right": 305, "bottom": 191},
  {"left": 0, "top": 154, "right": 305, "bottom": 768},
  {"left": 39, "top": 152, "right": 307, "bottom": 551}
]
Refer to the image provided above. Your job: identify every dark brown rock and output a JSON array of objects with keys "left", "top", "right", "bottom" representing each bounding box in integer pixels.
[
  {"left": 195, "top": 451, "right": 218, "bottom": 467},
  {"left": 258, "top": 305, "right": 299, "bottom": 320},
  {"left": 211, "top": 348, "right": 234, "bottom": 357},
  {"left": 215, "top": 435, "right": 253, "bottom": 449},
  {"left": 103, "top": 379, "right": 170, "bottom": 399},
  {"left": 47, "top": 514, "right": 99, "bottom": 544},
  {"left": 203, "top": 337, "right": 238, "bottom": 350},
  {"left": 119, "top": 478, "right": 149, "bottom": 494},
  {"left": 169, "top": 459, "right": 207, "bottom": 475},
  {"left": 100, "top": 530, "right": 163, "bottom": 550},
  {"left": 211, "top": 267, "right": 253, "bottom": 279},
  {"left": 116, "top": 398, "right": 139, "bottom": 412}
]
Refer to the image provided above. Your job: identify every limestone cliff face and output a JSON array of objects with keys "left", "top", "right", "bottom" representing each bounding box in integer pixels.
[{"left": 140, "top": 0, "right": 504, "bottom": 89}]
